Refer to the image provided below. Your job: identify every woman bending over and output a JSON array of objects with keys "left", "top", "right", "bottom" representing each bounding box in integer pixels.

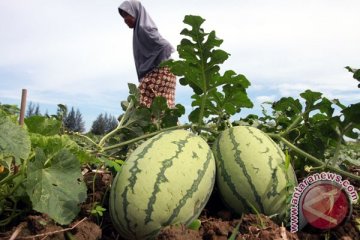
[{"left": 118, "top": 0, "right": 176, "bottom": 108}]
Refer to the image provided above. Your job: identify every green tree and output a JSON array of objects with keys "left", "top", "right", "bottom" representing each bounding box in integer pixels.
[
  {"left": 104, "top": 113, "right": 118, "bottom": 133},
  {"left": 91, "top": 113, "right": 118, "bottom": 135},
  {"left": 91, "top": 113, "right": 105, "bottom": 135},
  {"left": 26, "top": 102, "right": 41, "bottom": 117},
  {"left": 74, "top": 109, "right": 85, "bottom": 132},
  {"left": 64, "top": 107, "right": 85, "bottom": 133}
]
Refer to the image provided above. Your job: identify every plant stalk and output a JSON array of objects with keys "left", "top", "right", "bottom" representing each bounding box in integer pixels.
[
  {"left": 280, "top": 112, "right": 305, "bottom": 137},
  {"left": 100, "top": 124, "right": 219, "bottom": 153},
  {"left": 101, "top": 124, "right": 192, "bottom": 152},
  {"left": 197, "top": 35, "right": 208, "bottom": 126},
  {"left": 72, "top": 132, "right": 99, "bottom": 148},
  {"left": 98, "top": 100, "right": 134, "bottom": 147}
]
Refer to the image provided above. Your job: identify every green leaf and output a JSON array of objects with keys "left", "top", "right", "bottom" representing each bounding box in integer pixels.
[
  {"left": 208, "top": 49, "right": 229, "bottom": 66},
  {"left": 300, "top": 90, "right": 322, "bottom": 107},
  {"left": 342, "top": 103, "right": 360, "bottom": 139},
  {"left": 345, "top": 66, "right": 360, "bottom": 87},
  {"left": 0, "top": 104, "right": 20, "bottom": 119},
  {"left": 182, "top": 15, "right": 206, "bottom": 40},
  {"left": 25, "top": 148, "right": 87, "bottom": 225},
  {"left": 216, "top": 71, "right": 251, "bottom": 88},
  {"left": 315, "top": 98, "right": 334, "bottom": 117},
  {"left": 165, "top": 15, "right": 253, "bottom": 126},
  {"left": 342, "top": 103, "right": 360, "bottom": 125},
  {"left": 223, "top": 84, "right": 253, "bottom": 108},
  {"left": 101, "top": 158, "right": 123, "bottom": 172},
  {"left": 121, "top": 83, "right": 141, "bottom": 107},
  {"left": 128, "top": 83, "right": 140, "bottom": 101},
  {"left": 25, "top": 116, "right": 62, "bottom": 136},
  {"left": 150, "top": 96, "right": 169, "bottom": 119},
  {"left": 30, "top": 134, "right": 98, "bottom": 164},
  {"left": 332, "top": 99, "right": 347, "bottom": 110},
  {"left": 310, "top": 113, "right": 329, "bottom": 122},
  {"left": 273, "top": 97, "right": 302, "bottom": 116},
  {"left": 187, "top": 219, "right": 201, "bottom": 230},
  {"left": 121, "top": 107, "right": 151, "bottom": 136},
  {"left": 204, "top": 31, "right": 223, "bottom": 50},
  {"left": 183, "top": 15, "right": 205, "bottom": 29},
  {"left": 91, "top": 203, "right": 106, "bottom": 217},
  {"left": 189, "top": 108, "right": 201, "bottom": 124},
  {"left": 31, "top": 134, "right": 74, "bottom": 154},
  {"left": 162, "top": 105, "right": 186, "bottom": 128},
  {"left": 228, "top": 221, "right": 241, "bottom": 240},
  {"left": 178, "top": 39, "right": 198, "bottom": 64},
  {"left": 354, "top": 69, "right": 360, "bottom": 81},
  {"left": 0, "top": 117, "right": 31, "bottom": 164},
  {"left": 149, "top": 97, "right": 185, "bottom": 128},
  {"left": 121, "top": 101, "right": 129, "bottom": 111}
]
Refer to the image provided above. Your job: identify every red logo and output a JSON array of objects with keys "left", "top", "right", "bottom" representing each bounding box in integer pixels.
[{"left": 300, "top": 181, "right": 351, "bottom": 230}]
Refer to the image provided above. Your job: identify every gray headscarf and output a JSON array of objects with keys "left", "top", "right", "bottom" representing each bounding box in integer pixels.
[{"left": 118, "top": 0, "right": 174, "bottom": 80}]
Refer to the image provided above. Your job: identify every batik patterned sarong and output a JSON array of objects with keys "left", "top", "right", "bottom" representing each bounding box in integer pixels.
[{"left": 139, "top": 67, "right": 176, "bottom": 108}]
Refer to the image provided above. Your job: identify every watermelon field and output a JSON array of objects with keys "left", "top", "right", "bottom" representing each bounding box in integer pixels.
[{"left": 1, "top": 15, "right": 359, "bottom": 239}]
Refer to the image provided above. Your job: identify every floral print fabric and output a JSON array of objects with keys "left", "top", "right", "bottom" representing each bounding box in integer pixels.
[{"left": 139, "top": 67, "right": 176, "bottom": 108}]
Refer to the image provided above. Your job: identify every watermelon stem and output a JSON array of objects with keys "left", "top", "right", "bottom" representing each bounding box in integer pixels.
[
  {"left": 324, "top": 135, "right": 342, "bottom": 168},
  {"left": 269, "top": 133, "right": 360, "bottom": 181},
  {"left": 98, "top": 100, "right": 135, "bottom": 148},
  {"left": 228, "top": 217, "right": 242, "bottom": 240},
  {"left": 101, "top": 124, "right": 192, "bottom": 152},
  {"left": 100, "top": 124, "right": 219, "bottom": 153},
  {"left": 245, "top": 200, "right": 266, "bottom": 229},
  {"left": 197, "top": 39, "right": 208, "bottom": 126},
  {"left": 72, "top": 132, "right": 99, "bottom": 149},
  {"left": 279, "top": 112, "right": 306, "bottom": 137}
]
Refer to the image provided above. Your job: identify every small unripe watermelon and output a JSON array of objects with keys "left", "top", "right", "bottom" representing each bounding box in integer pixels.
[
  {"left": 110, "top": 130, "right": 216, "bottom": 239},
  {"left": 213, "top": 126, "right": 296, "bottom": 221}
]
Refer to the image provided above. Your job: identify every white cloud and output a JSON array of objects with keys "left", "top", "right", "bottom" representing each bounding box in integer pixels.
[
  {"left": 256, "top": 95, "right": 277, "bottom": 104},
  {"left": 1, "top": 0, "right": 359, "bottom": 130}
]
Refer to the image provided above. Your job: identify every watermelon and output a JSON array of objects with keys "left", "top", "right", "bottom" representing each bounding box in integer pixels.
[
  {"left": 213, "top": 126, "right": 296, "bottom": 221},
  {"left": 110, "top": 130, "right": 216, "bottom": 239}
]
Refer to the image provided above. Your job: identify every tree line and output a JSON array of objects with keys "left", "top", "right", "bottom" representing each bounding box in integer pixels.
[{"left": 26, "top": 102, "right": 118, "bottom": 135}]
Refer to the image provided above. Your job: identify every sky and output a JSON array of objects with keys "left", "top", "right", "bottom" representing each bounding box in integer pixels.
[{"left": 1, "top": 0, "right": 359, "bottom": 131}]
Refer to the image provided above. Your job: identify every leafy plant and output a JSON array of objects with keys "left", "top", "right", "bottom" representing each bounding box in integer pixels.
[
  {"left": 345, "top": 66, "right": 360, "bottom": 88},
  {"left": 238, "top": 89, "right": 360, "bottom": 178},
  {"left": 90, "top": 202, "right": 106, "bottom": 217},
  {"left": 165, "top": 15, "right": 253, "bottom": 127},
  {"left": 0, "top": 107, "right": 88, "bottom": 226}
]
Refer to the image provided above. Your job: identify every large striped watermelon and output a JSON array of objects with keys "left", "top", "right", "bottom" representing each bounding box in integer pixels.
[
  {"left": 213, "top": 126, "right": 296, "bottom": 221},
  {"left": 110, "top": 129, "right": 216, "bottom": 239}
]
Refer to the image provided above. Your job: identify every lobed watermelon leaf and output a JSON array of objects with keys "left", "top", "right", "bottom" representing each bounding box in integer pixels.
[
  {"left": 25, "top": 148, "right": 87, "bottom": 225},
  {"left": 165, "top": 15, "right": 253, "bottom": 126},
  {"left": 25, "top": 115, "right": 62, "bottom": 136},
  {"left": 150, "top": 97, "right": 186, "bottom": 128},
  {"left": 30, "top": 134, "right": 99, "bottom": 164},
  {"left": 0, "top": 117, "right": 31, "bottom": 165},
  {"left": 0, "top": 104, "right": 20, "bottom": 122}
]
